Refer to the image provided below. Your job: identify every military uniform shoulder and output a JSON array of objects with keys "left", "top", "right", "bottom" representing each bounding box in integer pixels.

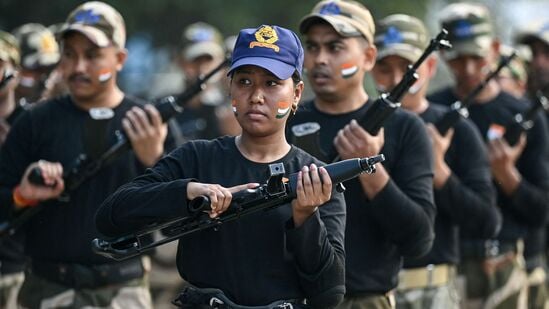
[
  {"left": 494, "top": 91, "right": 529, "bottom": 111},
  {"left": 176, "top": 135, "right": 234, "bottom": 154},
  {"left": 122, "top": 95, "right": 149, "bottom": 107},
  {"left": 24, "top": 95, "right": 71, "bottom": 115},
  {"left": 295, "top": 99, "right": 315, "bottom": 112},
  {"left": 427, "top": 87, "right": 455, "bottom": 106}
]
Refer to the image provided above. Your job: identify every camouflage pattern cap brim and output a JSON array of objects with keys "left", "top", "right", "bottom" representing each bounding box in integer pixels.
[
  {"left": 61, "top": 24, "right": 111, "bottom": 47},
  {"left": 0, "top": 30, "right": 20, "bottom": 65},
  {"left": 300, "top": 0, "right": 375, "bottom": 43},
  {"left": 441, "top": 36, "right": 492, "bottom": 60},
  {"left": 183, "top": 41, "right": 225, "bottom": 61}
]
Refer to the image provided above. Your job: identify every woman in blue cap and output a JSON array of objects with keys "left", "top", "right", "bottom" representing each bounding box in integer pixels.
[{"left": 96, "top": 25, "right": 346, "bottom": 308}]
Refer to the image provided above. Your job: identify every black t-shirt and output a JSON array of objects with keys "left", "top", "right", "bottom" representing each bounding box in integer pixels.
[
  {"left": 0, "top": 95, "right": 148, "bottom": 265},
  {"left": 0, "top": 102, "right": 29, "bottom": 274},
  {"left": 96, "top": 136, "right": 346, "bottom": 307},
  {"left": 287, "top": 99, "right": 436, "bottom": 294},
  {"left": 404, "top": 103, "right": 499, "bottom": 268},
  {"left": 172, "top": 103, "right": 223, "bottom": 142},
  {"left": 429, "top": 88, "right": 549, "bottom": 257}
]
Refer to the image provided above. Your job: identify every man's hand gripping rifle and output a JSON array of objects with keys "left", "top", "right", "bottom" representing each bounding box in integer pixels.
[
  {"left": 92, "top": 154, "right": 385, "bottom": 261},
  {"left": 0, "top": 57, "right": 230, "bottom": 237},
  {"left": 503, "top": 89, "right": 549, "bottom": 146},
  {"left": 292, "top": 30, "right": 451, "bottom": 162},
  {"left": 434, "top": 52, "right": 518, "bottom": 135}
]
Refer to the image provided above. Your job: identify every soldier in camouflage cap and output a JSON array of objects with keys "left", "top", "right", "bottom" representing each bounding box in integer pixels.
[
  {"left": 430, "top": 3, "right": 549, "bottom": 309},
  {"left": 11, "top": 23, "right": 59, "bottom": 104},
  {"left": 290, "top": 2, "right": 438, "bottom": 309},
  {"left": 373, "top": 14, "right": 501, "bottom": 309},
  {"left": 515, "top": 19, "right": 549, "bottom": 101},
  {"left": 170, "top": 21, "right": 237, "bottom": 145},
  {"left": 497, "top": 45, "right": 530, "bottom": 99},
  {"left": 10, "top": 2, "right": 168, "bottom": 308}
]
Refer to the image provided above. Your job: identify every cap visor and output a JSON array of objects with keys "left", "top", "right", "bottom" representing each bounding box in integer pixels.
[
  {"left": 61, "top": 24, "right": 110, "bottom": 47},
  {"left": 300, "top": 14, "right": 360, "bottom": 37},
  {"left": 441, "top": 41, "right": 491, "bottom": 60},
  {"left": 377, "top": 45, "right": 423, "bottom": 63},
  {"left": 184, "top": 41, "right": 224, "bottom": 61},
  {"left": 228, "top": 57, "right": 295, "bottom": 80}
]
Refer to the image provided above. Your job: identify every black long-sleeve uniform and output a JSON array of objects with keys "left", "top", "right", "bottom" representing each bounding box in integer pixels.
[
  {"left": 429, "top": 88, "right": 549, "bottom": 260},
  {"left": 287, "top": 99, "right": 436, "bottom": 295},
  {"left": 0, "top": 95, "right": 148, "bottom": 267},
  {"left": 0, "top": 103, "right": 28, "bottom": 276},
  {"left": 404, "top": 103, "right": 500, "bottom": 268},
  {"left": 96, "top": 136, "right": 347, "bottom": 307}
]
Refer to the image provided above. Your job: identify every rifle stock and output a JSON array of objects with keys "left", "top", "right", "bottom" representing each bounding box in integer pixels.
[{"left": 92, "top": 154, "right": 385, "bottom": 261}]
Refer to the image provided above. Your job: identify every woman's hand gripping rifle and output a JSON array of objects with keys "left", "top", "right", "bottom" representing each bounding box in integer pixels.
[{"left": 92, "top": 154, "right": 385, "bottom": 261}]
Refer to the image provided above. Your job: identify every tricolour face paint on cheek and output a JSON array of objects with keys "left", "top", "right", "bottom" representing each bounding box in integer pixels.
[
  {"left": 341, "top": 62, "right": 358, "bottom": 79},
  {"left": 276, "top": 101, "right": 291, "bottom": 119},
  {"left": 231, "top": 99, "right": 238, "bottom": 115},
  {"left": 98, "top": 68, "right": 112, "bottom": 83}
]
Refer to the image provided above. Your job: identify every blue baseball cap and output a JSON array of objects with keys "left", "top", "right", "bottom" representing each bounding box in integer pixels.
[{"left": 228, "top": 25, "right": 304, "bottom": 80}]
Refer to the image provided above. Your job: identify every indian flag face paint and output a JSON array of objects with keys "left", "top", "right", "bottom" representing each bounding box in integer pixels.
[
  {"left": 276, "top": 101, "right": 291, "bottom": 119},
  {"left": 98, "top": 68, "right": 112, "bottom": 83},
  {"left": 341, "top": 63, "right": 358, "bottom": 79},
  {"left": 487, "top": 124, "right": 506, "bottom": 141},
  {"left": 231, "top": 99, "right": 237, "bottom": 114}
]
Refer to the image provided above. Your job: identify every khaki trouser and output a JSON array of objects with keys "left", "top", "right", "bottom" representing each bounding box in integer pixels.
[
  {"left": 459, "top": 252, "right": 528, "bottom": 309},
  {"left": 396, "top": 283, "right": 460, "bottom": 309},
  {"left": 17, "top": 271, "right": 152, "bottom": 309},
  {"left": 395, "top": 264, "right": 460, "bottom": 309},
  {"left": 526, "top": 267, "right": 548, "bottom": 309},
  {"left": 337, "top": 293, "right": 395, "bottom": 309},
  {"left": 0, "top": 271, "right": 24, "bottom": 309}
]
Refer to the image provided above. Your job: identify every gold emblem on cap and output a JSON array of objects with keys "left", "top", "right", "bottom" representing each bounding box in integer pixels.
[{"left": 250, "top": 25, "right": 280, "bottom": 52}]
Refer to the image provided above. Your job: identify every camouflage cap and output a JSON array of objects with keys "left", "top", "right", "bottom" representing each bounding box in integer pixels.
[
  {"left": 514, "top": 19, "right": 549, "bottom": 47},
  {"left": 300, "top": 0, "right": 375, "bottom": 43},
  {"left": 499, "top": 45, "right": 529, "bottom": 83},
  {"left": 182, "top": 22, "right": 225, "bottom": 61},
  {"left": 12, "top": 23, "right": 59, "bottom": 70},
  {"left": 375, "top": 14, "right": 429, "bottom": 63},
  {"left": 60, "top": 1, "right": 126, "bottom": 48},
  {"left": 0, "top": 30, "right": 20, "bottom": 66},
  {"left": 439, "top": 2, "right": 493, "bottom": 60}
]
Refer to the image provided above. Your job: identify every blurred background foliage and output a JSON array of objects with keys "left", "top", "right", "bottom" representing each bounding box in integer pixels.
[
  {"left": 1, "top": 0, "right": 433, "bottom": 47},
  {"left": 2, "top": 0, "right": 548, "bottom": 98}
]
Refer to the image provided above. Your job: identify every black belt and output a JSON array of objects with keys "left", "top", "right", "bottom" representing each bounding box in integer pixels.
[
  {"left": 460, "top": 240, "right": 517, "bottom": 259},
  {"left": 31, "top": 258, "right": 144, "bottom": 289},
  {"left": 173, "top": 286, "right": 309, "bottom": 309}
]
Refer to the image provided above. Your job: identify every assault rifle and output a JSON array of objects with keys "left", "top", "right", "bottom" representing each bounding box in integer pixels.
[
  {"left": 434, "top": 52, "right": 517, "bottom": 135},
  {"left": 0, "top": 57, "right": 230, "bottom": 237},
  {"left": 292, "top": 29, "right": 451, "bottom": 162},
  {"left": 503, "top": 90, "right": 549, "bottom": 146},
  {"left": 92, "top": 154, "right": 386, "bottom": 261}
]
